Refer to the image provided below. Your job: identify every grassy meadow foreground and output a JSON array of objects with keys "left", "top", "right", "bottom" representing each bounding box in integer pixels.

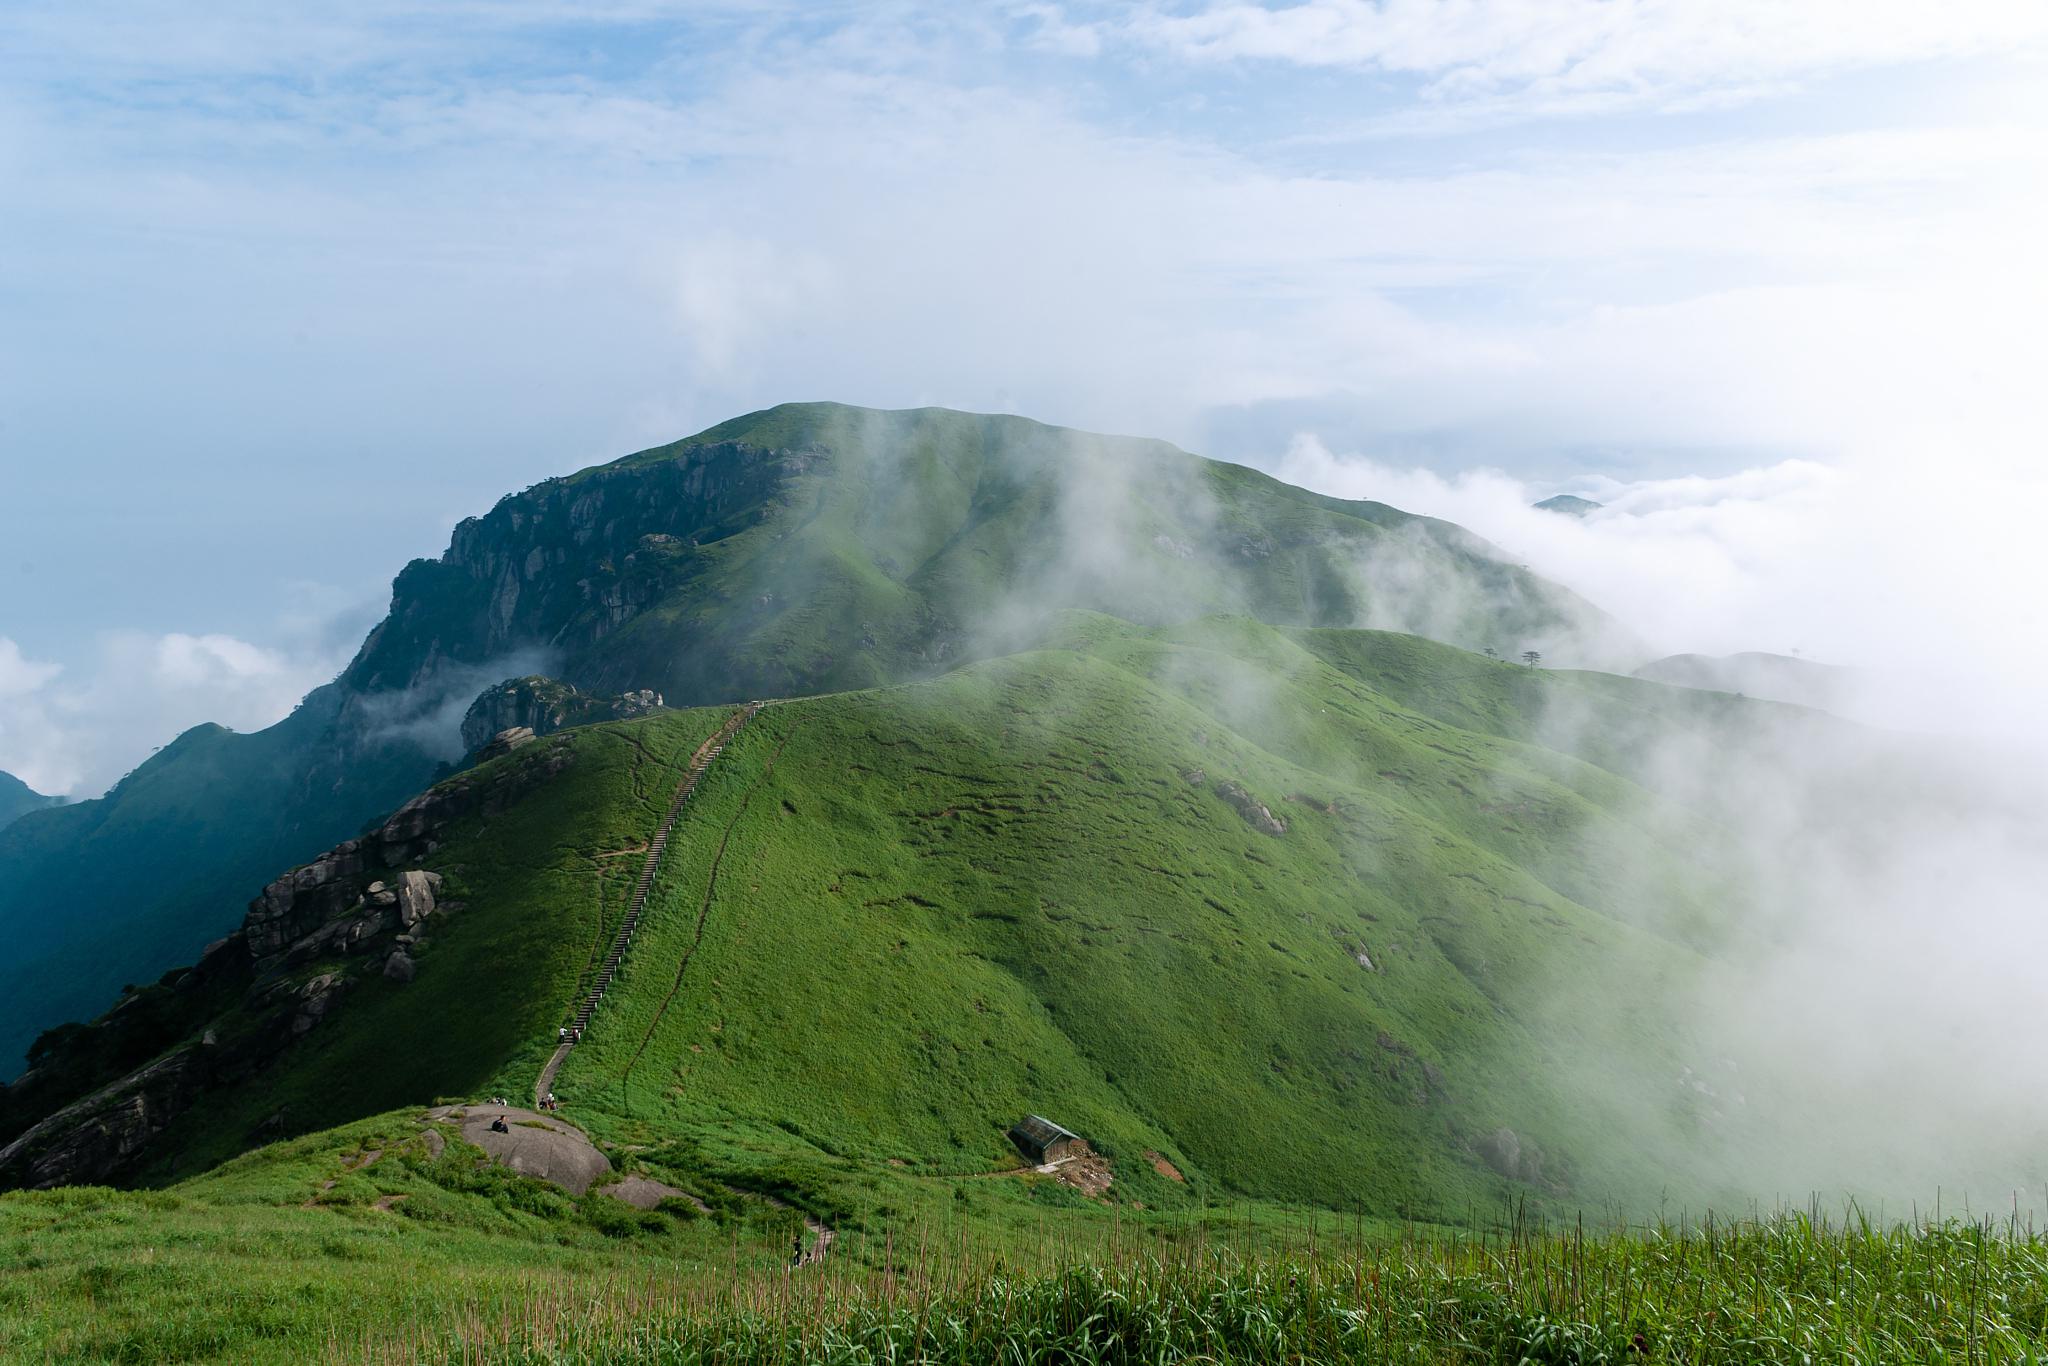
[{"left": 4, "top": 1117, "right": 2044, "bottom": 1364}]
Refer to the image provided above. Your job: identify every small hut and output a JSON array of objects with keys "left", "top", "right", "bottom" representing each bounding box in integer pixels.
[{"left": 1008, "top": 1114, "right": 1086, "bottom": 1165}]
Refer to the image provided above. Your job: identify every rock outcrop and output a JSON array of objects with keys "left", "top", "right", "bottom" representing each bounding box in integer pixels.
[
  {"left": 0, "top": 1047, "right": 207, "bottom": 1190},
  {"left": 0, "top": 738, "right": 573, "bottom": 1191},
  {"left": 459, "top": 676, "right": 664, "bottom": 757},
  {"left": 1214, "top": 779, "right": 1287, "bottom": 836},
  {"left": 476, "top": 727, "right": 536, "bottom": 762}
]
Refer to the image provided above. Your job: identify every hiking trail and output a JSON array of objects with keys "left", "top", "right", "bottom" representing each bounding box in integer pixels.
[{"left": 535, "top": 703, "right": 761, "bottom": 1108}]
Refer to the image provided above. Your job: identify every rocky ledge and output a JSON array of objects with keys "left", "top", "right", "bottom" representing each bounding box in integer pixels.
[
  {"left": 0, "top": 736, "right": 574, "bottom": 1190},
  {"left": 459, "top": 675, "right": 663, "bottom": 757}
]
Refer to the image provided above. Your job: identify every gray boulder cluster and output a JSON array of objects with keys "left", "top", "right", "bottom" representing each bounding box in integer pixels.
[
  {"left": 245, "top": 856, "right": 443, "bottom": 973},
  {"left": 458, "top": 675, "right": 664, "bottom": 758},
  {"left": 0, "top": 855, "right": 449, "bottom": 1189},
  {"left": 0, "top": 738, "right": 574, "bottom": 1191}
]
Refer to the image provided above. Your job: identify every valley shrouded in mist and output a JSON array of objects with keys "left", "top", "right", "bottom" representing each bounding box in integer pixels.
[{"left": 6, "top": 4, "right": 2048, "bottom": 1362}]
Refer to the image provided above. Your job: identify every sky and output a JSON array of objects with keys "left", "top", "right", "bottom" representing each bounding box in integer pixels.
[{"left": 2, "top": 0, "right": 2046, "bottom": 797}]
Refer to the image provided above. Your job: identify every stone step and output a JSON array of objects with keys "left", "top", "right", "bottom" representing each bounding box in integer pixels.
[{"left": 545, "top": 705, "right": 761, "bottom": 1073}]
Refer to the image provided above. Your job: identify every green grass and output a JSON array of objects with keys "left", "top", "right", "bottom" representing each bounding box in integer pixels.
[
  {"left": 6, "top": 1135, "right": 2045, "bottom": 1366},
  {"left": 380, "top": 1214, "right": 2048, "bottom": 1365},
  {"left": 75, "top": 614, "right": 1772, "bottom": 1224},
  {"left": 2, "top": 612, "right": 2034, "bottom": 1361}
]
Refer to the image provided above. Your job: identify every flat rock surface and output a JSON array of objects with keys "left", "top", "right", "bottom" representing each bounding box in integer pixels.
[
  {"left": 424, "top": 1103, "right": 611, "bottom": 1195},
  {"left": 598, "top": 1174, "right": 699, "bottom": 1210}
]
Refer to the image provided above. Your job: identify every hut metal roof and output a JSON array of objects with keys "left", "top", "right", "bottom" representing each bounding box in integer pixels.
[{"left": 1009, "top": 1114, "right": 1079, "bottom": 1148}]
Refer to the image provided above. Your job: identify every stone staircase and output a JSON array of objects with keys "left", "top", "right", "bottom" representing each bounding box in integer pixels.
[{"left": 536, "top": 702, "right": 761, "bottom": 1105}]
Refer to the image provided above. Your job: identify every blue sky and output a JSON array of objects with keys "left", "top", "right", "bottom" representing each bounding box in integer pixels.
[{"left": 2, "top": 1, "right": 2045, "bottom": 794}]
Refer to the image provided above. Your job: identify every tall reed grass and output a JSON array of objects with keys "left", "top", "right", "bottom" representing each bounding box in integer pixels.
[{"left": 364, "top": 1207, "right": 2048, "bottom": 1364}]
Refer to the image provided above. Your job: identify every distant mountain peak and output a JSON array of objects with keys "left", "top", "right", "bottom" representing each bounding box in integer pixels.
[
  {"left": 0, "top": 772, "right": 61, "bottom": 833},
  {"left": 1533, "top": 494, "right": 1603, "bottom": 517}
]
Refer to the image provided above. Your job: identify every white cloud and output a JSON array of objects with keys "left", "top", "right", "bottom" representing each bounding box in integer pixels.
[
  {"left": 0, "top": 627, "right": 355, "bottom": 799},
  {"left": 0, "top": 639, "right": 62, "bottom": 701},
  {"left": 1269, "top": 435, "right": 2048, "bottom": 747},
  {"left": 1125, "top": 0, "right": 2048, "bottom": 114}
]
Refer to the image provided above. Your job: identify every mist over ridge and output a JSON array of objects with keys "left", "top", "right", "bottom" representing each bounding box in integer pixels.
[{"left": 0, "top": 402, "right": 1629, "bottom": 1079}]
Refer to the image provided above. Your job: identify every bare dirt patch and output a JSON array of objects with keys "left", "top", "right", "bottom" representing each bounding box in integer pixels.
[
  {"left": 1145, "top": 1150, "right": 1185, "bottom": 1182},
  {"left": 1047, "top": 1150, "right": 1114, "bottom": 1198}
]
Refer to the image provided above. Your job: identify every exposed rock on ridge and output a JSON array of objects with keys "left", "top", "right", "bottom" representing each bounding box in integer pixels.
[
  {"left": 1214, "top": 779, "right": 1287, "bottom": 836},
  {"left": 459, "top": 675, "right": 663, "bottom": 756},
  {"left": 0, "top": 738, "right": 574, "bottom": 1190}
]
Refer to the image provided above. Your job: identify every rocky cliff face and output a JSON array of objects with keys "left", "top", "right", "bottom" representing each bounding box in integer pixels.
[
  {"left": 344, "top": 438, "right": 802, "bottom": 699},
  {"left": 0, "top": 738, "right": 572, "bottom": 1190}
]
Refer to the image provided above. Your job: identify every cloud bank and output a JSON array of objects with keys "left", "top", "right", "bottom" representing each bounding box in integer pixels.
[
  {"left": 0, "top": 621, "right": 362, "bottom": 799},
  {"left": 1269, "top": 438, "right": 2048, "bottom": 749}
]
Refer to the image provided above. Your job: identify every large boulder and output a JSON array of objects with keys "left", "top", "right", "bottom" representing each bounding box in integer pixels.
[{"left": 395, "top": 870, "right": 441, "bottom": 928}]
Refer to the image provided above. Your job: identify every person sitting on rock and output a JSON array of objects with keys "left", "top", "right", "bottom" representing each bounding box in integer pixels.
[{"left": 489, "top": 1116, "right": 510, "bottom": 1134}]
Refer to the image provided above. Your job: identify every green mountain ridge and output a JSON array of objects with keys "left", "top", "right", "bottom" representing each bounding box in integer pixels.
[
  {"left": 0, "top": 403, "right": 1636, "bottom": 1073},
  {"left": 9, "top": 611, "right": 1892, "bottom": 1221},
  {"left": 0, "top": 771, "right": 61, "bottom": 832}
]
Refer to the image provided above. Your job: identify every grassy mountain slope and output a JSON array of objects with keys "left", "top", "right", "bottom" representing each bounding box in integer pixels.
[
  {"left": 27, "top": 617, "right": 1802, "bottom": 1223},
  {"left": 0, "top": 771, "right": 60, "bottom": 831},
  {"left": 0, "top": 403, "right": 1636, "bottom": 1074}
]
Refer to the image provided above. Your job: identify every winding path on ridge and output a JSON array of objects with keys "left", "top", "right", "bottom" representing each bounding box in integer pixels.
[
  {"left": 534, "top": 703, "right": 762, "bottom": 1108},
  {"left": 620, "top": 721, "right": 801, "bottom": 1088},
  {"left": 525, "top": 699, "right": 832, "bottom": 1260}
]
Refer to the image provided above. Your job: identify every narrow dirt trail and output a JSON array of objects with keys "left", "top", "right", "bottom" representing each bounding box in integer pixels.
[
  {"left": 620, "top": 720, "right": 801, "bottom": 1090},
  {"left": 535, "top": 703, "right": 762, "bottom": 1109}
]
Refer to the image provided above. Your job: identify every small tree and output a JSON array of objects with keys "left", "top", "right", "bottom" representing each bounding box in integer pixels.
[
  {"left": 1483, "top": 646, "right": 1498, "bottom": 660},
  {"left": 1521, "top": 650, "right": 1542, "bottom": 668}
]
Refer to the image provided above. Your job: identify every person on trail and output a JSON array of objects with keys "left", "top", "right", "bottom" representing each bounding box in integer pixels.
[
  {"left": 490, "top": 1117, "right": 510, "bottom": 1134},
  {"left": 791, "top": 1234, "right": 805, "bottom": 1267}
]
